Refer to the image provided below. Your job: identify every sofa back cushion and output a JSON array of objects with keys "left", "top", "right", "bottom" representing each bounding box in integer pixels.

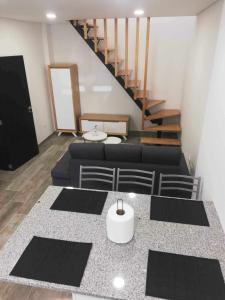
[
  {"left": 69, "top": 143, "right": 105, "bottom": 160},
  {"left": 105, "top": 144, "right": 142, "bottom": 162},
  {"left": 142, "top": 146, "right": 181, "bottom": 165}
]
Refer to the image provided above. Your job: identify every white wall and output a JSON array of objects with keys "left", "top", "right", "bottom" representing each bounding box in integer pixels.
[
  {"left": 98, "top": 17, "right": 196, "bottom": 109},
  {"left": 181, "top": 1, "right": 223, "bottom": 169},
  {"left": 0, "top": 16, "right": 195, "bottom": 140},
  {"left": 196, "top": 0, "right": 225, "bottom": 230},
  {"left": 47, "top": 22, "right": 141, "bottom": 130},
  {"left": 47, "top": 18, "right": 195, "bottom": 130},
  {"left": 149, "top": 17, "right": 196, "bottom": 108},
  {"left": 0, "top": 18, "right": 53, "bottom": 143}
]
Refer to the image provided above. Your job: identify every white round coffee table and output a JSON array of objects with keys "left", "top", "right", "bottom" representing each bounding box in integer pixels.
[
  {"left": 83, "top": 131, "right": 107, "bottom": 142},
  {"left": 104, "top": 136, "right": 122, "bottom": 144}
]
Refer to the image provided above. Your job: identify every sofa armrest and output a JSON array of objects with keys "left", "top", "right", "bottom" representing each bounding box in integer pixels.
[
  {"left": 179, "top": 154, "right": 190, "bottom": 175},
  {"left": 51, "top": 151, "right": 71, "bottom": 180}
]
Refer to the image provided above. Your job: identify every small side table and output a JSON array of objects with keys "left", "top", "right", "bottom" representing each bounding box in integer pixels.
[{"left": 83, "top": 131, "right": 107, "bottom": 142}]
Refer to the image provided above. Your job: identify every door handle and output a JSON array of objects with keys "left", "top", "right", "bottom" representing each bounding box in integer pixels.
[{"left": 28, "top": 106, "right": 32, "bottom": 113}]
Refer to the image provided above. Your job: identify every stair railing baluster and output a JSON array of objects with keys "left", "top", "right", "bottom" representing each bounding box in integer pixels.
[
  {"left": 104, "top": 19, "right": 108, "bottom": 64},
  {"left": 93, "top": 19, "right": 98, "bottom": 52},
  {"left": 125, "top": 18, "right": 129, "bottom": 89},
  {"left": 83, "top": 20, "right": 88, "bottom": 39},
  {"left": 143, "top": 17, "right": 151, "bottom": 130},
  {"left": 134, "top": 17, "right": 140, "bottom": 99},
  {"left": 114, "top": 18, "right": 118, "bottom": 76}
]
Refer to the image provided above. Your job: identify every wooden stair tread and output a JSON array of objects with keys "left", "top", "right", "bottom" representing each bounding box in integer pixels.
[
  {"left": 72, "top": 22, "right": 181, "bottom": 139},
  {"left": 99, "top": 48, "right": 115, "bottom": 53},
  {"left": 144, "top": 109, "right": 181, "bottom": 121},
  {"left": 144, "top": 124, "right": 181, "bottom": 132},
  {"left": 86, "top": 24, "right": 98, "bottom": 29},
  {"left": 145, "top": 99, "right": 166, "bottom": 110},
  {"left": 117, "top": 70, "right": 132, "bottom": 76},
  {"left": 82, "top": 24, "right": 98, "bottom": 29},
  {"left": 77, "top": 21, "right": 98, "bottom": 28},
  {"left": 140, "top": 137, "right": 181, "bottom": 146},
  {"left": 88, "top": 36, "right": 104, "bottom": 40},
  {"left": 127, "top": 80, "right": 141, "bottom": 88},
  {"left": 108, "top": 59, "right": 124, "bottom": 64},
  {"left": 134, "top": 90, "right": 149, "bottom": 99}
]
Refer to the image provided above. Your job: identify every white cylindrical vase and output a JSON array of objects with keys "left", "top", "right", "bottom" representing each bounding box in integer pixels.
[{"left": 106, "top": 200, "right": 134, "bottom": 244}]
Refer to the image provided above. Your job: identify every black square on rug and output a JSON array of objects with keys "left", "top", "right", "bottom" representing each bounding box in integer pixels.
[
  {"left": 50, "top": 189, "right": 108, "bottom": 215},
  {"left": 146, "top": 250, "right": 225, "bottom": 300},
  {"left": 10, "top": 236, "right": 92, "bottom": 287},
  {"left": 150, "top": 196, "right": 209, "bottom": 226}
]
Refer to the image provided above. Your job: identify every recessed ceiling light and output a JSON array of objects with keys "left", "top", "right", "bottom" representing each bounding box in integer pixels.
[
  {"left": 134, "top": 9, "right": 144, "bottom": 16},
  {"left": 46, "top": 12, "right": 56, "bottom": 20}
]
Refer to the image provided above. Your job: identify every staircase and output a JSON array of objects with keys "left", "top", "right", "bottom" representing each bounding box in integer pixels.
[{"left": 70, "top": 19, "right": 181, "bottom": 146}]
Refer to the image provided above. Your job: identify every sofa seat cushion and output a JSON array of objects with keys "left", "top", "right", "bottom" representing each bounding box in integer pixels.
[
  {"left": 142, "top": 146, "right": 181, "bottom": 165},
  {"left": 105, "top": 144, "right": 142, "bottom": 162},
  {"left": 69, "top": 143, "right": 105, "bottom": 160}
]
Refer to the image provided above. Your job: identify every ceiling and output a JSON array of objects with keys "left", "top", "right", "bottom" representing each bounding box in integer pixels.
[{"left": 0, "top": 0, "right": 218, "bottom": 23}]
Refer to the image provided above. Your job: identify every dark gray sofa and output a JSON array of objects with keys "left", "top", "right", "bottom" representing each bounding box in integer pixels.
[{"left": 51, "top": 143, "right": 190, "bottom": 195}]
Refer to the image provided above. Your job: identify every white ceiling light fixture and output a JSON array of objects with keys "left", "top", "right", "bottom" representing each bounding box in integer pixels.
[
  {"left": 134, "top": 9, "right": 144, "bottom": 16},
  {"left": 46, "top": 12, "right": 57, "bottom": 20}
]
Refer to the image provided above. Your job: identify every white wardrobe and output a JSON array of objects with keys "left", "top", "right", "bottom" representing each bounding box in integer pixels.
[{"left": 48, "top": 64, "right": 81, "bottom": 136}]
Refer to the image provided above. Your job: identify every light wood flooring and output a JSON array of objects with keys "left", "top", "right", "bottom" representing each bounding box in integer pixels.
[
  {"left": 0, "top": 132, "right": 142, "bottom": 300},
  {"left": 0, "top": 134, "right": 78, "bottom": 300}
]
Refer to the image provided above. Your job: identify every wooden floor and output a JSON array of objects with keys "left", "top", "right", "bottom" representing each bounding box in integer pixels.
[
  {"left": 0, "top": 134, "right": 78, "bottom": 300},
  {"left": 0, "top": 132, "right": 147, "bottom": 299}
]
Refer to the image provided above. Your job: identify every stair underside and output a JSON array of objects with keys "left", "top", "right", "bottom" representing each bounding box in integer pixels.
[
  {"left": 145, "top": 99, "right": 166, "bottom": 109},
  {"left": 145, "top": 109, "right": 180, "bottom": 121},
  {"left": 144, "top": 124, "right": 181, "bottom": 132},
  {"left": 140, "top": 137, "right": 181, "bottom": 146}
]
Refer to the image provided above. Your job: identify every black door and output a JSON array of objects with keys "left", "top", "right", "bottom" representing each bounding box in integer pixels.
[{"left": 0, "top": 56, "right": 39, "bottom": 170}]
